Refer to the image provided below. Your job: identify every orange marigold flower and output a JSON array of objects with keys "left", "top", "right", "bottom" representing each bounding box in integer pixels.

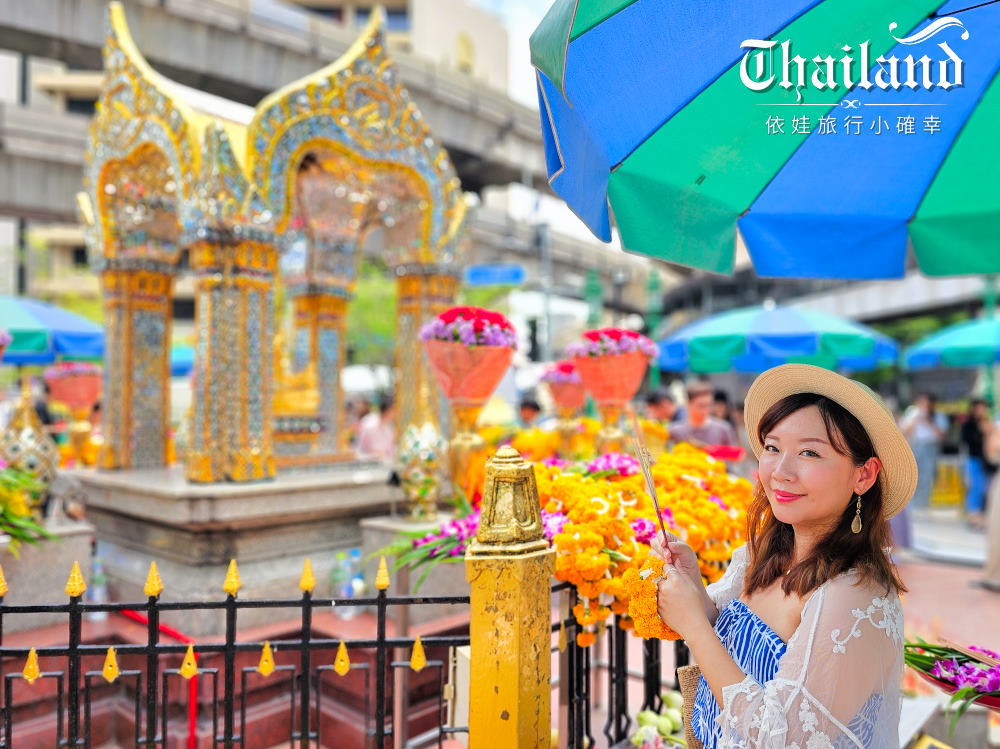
[
  {"left": 622, "top": 560, "right": 680, "bottom": 641},
  {"left": 576, "top": 580, "right": 605, "bottom": 599}
]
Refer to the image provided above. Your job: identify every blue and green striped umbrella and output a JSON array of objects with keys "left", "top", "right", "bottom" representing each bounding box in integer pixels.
[
  {"left": 530, "top": 0, "right": 1000, "bottom": 278},
  {"left": 659, "top": 304, "right": 897, "bottom": 372},
  {"left": 0, "top": 295, "right": 103, "bottom": 365},
  {"left": 904, "top": 317, "right": 1000, "bottom": 369}
]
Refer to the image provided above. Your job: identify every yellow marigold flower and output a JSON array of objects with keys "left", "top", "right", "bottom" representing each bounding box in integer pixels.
[{"left": 6, "top": 490, "right": 30, "bottom": 517}]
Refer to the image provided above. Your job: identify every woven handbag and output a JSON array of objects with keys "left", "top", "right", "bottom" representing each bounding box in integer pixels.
[{"left": 677, "top": 664, "right": 704, "bottom": 749}]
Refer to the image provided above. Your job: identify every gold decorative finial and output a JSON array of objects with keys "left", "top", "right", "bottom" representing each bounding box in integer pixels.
[
  {"left": 333, "top": 641, "right": 350, "bottom": 676},
  {"left": 2, "top": 378, "right": 59, "bottom": 486},
  {"left": 222, "top": 559, "right": 241, "bottom": 597},
  {"left": 374, "top": 556, "right": 390, "bottom": 590},
  {"left": 22, "top": 648, "right": 40, "bottom": 685},
  {"left": 0, "top": 563, "right": 8, "bottom": 597},
  {"left": 299, "top": 558, "right": 316, "bottom": 595},
  {"left": 409, "top": 636, "right": 426, "bottom": 673},
  {"left": 144, "top": 561, "right": 164, "bottom": 598},
  {"left": 102, "top": 647, "right": 120, "bottom": 683},
  {"left": 257, "top": 641, "right": 275, "bottom": 677},
  {"left": 65, "top": 561, "right": 87, "bottom": 598},
  {"left": 470, "top": 446, "right": 546, "bottom": 552},
  {"left": 180, "top": 644, "right": 198, "bottom": 679}
]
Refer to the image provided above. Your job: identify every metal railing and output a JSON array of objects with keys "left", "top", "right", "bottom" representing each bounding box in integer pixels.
[{"left": 0, "top": 574, "right": 618, "bottom": 749}]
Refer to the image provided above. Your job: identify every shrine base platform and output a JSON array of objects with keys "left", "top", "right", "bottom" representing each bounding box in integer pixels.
[{"left": 67, "top": 463, "right": 402, "bottom": 636}]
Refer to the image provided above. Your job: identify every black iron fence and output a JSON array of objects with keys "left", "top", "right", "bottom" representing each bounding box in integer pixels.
[{"left": 0, "top": 580, "right": 685, "bottom": 748}]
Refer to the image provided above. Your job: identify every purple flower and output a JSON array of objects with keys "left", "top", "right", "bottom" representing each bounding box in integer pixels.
[
  {"left": 931, "top": 658, "right": 959, "bottom": 683},
  {"left": 540, "top": 367, "right": 581, "bottom": 385},
  {"left": 542, "top": 457, "right": 569, "bottom": 469},
  {"left": 954, "top": 662, "right": 988, "bottom": 689},
  {"left": 565, "top": 331, "right": 657, "bottom": 359},
  {"left": 631, "top": 517, "right": 656, "bottom": 545},
  {"left": 980, "top": 666, "right": 1000, "bottom": 692},
  {"left": 419, "top": 317, "right": 517, "bottom": 348},
  {"left": 586, "top": 452, "right": 640, "bottom": 477},
  {"left": 971, "top": 645, "right": 1000, "bottom": 660},
  {"left": 542, "top": 511, "right": 569, "bottom": 541},
  {"left": 708, "top": 494, "right": 729, "bottom": 511}
]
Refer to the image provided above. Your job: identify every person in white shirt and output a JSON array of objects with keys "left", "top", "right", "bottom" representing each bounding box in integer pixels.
[
  {"left": 899, "top": 392, "right": 947, "bottom": 511},
  {"left": 356, "top": 395, "right": 395, "bottom": 463}
]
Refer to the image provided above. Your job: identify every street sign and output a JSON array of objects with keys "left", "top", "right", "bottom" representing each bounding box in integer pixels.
[{"left": 462, "top": 263, "right": 525, "bottom": 287}]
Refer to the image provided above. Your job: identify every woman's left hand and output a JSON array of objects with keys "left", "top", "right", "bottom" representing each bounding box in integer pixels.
[{"left": 655, "top": 565, "right": 712, "bottom": 640}]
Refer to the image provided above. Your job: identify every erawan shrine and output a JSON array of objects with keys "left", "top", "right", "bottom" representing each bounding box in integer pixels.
[{"left": 0, "top": 1, "right": 999, "bottom": 748}]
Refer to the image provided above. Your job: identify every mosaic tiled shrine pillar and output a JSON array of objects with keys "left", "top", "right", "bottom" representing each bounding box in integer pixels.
[
  {"left": 186, "top": 237, "right": 277, "bottom": 483},
  {"left": 99, "top": 267, "right": 173, "bottom": 469},
  {"left": 395, "top": 269, "right": 459, "bottom": 434},
  {"left": 290, "top": 289, "right": 349, "bottom": 456}
]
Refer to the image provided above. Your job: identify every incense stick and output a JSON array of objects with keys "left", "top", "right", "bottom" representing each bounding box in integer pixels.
[
  {"left": 627, "top": 407, "right": 672, "bottom": 546},
  {"left": 940, "top": 637, "right": 1000, "bottom": 667}
]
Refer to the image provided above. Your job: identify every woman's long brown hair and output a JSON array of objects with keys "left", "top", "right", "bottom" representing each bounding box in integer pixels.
[{"left": 744, "top": 393, "right": 907, "bottom": 598}]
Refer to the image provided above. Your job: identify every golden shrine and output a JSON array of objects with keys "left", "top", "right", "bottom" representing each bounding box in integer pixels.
[{"left": 78, "top": 3, "right": 468, "bottom": 482}]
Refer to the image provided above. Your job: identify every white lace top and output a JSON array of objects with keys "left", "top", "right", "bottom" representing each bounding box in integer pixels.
[{"left": 702, "top": 544, "right": 904, "bottom": 748}]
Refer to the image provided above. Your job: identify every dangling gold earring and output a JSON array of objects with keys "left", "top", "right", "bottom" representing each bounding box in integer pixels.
[{"left": 851, "top": 494, "right": 862, "bottom": 534}]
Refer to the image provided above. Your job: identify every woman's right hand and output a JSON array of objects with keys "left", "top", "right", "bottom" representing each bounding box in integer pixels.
[{"left": 649, "top": 532, "right": 702, "bottom": 590}]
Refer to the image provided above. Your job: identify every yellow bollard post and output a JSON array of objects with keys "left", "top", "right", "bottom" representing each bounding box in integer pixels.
[{"left": 466, "top": 446, "right": 555, "bottom": 749}]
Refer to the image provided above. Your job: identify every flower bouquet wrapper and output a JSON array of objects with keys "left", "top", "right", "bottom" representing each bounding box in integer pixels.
[
  {"left": 572, "top": 350, "right": 648, "bottom": 406},
  {"left": 44, "top": 369, "right": 102, "bottom": 414},
  {"left": 904, "top": 639, "right": 1000, "bottom": 715},
  {"left": 423, "top": 340, "right": 513, "bottom": 407},
  {"left": 910, "top": 671, "right": 1000, "bottom": 710},
  {"left": 547, "top": 381, "right": 586, "bottom": 412}
]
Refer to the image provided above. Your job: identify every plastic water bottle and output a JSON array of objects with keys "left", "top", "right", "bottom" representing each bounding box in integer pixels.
[
  {"left": 331, "top": 551, "right": 357, "bottom": 620},
  {"left": 348, "top": 548, "right": 367, "bottom": 599},
  {"left": 86, "top": 558, "right": 109, "bottom": 622}
]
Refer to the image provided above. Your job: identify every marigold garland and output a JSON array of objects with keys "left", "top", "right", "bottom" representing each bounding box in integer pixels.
[
  {"left": 536, "top": 444, "right": 751, "bottom": 637},
  {"left": 623, "top": 558, "right": 680, "bottom": 640},
  {"left": 398, "top": 435, "right": 752, "bottom": 641}
]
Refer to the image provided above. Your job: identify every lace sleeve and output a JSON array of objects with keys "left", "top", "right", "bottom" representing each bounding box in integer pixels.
[
  {"left": 717, "top": 575, "right": 904, "bottom": 749},
  {"left": 705, "top": 543, "right": 748, "bottom": 613}
]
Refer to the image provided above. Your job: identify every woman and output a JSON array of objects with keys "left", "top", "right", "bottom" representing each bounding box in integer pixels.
[
  {"left": 652, "top": 364, "right": 916, "bottom": 748},
  {"left": 961, "top": 399, "right": 994, "bottom": 529},
  {"left": 899, "top": 392, "right": 946, "bottom": 511}
]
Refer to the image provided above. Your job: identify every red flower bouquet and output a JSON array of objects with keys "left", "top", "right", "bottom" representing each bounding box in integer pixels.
[
  {"left": 542, "top": 360, "right": 586, "bottom": 412},
  {"left": 421, "top": 307, "right": 516, "bottom": 494},
  {"left": 43, "top": 362, "right": 102, "bottom": 414},
  {"left": 569, "top": 329, "right": 655, "bottom": 452}
]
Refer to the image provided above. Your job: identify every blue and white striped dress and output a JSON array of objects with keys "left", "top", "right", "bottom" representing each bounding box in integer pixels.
[
  {"left": 691, "top": 600, "right": 786, "bottom": 748},
  {"left": 689, "top": 546, "right": 902, "bottom": 749}
]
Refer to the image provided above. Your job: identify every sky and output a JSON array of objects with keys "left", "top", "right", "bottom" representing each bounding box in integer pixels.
[
  {"left": 467, "top": 0, "right": 626, "bottom": 251},
  {"left": 471, "top": 0, "right": 549, "bottom": 106}
]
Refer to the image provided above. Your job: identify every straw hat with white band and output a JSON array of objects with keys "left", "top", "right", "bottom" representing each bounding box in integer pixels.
[{"left": 743, "top": 364, "right": 917, "bottom": 519}]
